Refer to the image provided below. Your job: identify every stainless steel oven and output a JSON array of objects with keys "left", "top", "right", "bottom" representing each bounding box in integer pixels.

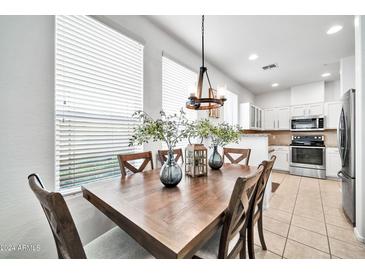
[
  {"left": 289, "top": 135, "right": 326, "bottom": 179},
  {"left": 290, "top": 116, "right": 324, "bottom": 131}
]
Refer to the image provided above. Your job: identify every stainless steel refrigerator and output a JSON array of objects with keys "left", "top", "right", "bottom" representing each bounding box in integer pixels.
[{"left": 337, "top": 89, "right": 356, "bottom": 225}]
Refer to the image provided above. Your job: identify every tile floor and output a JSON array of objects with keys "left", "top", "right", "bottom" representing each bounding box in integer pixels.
[{"left": 254, "top": 172, "right": 365, "bottom": 259}]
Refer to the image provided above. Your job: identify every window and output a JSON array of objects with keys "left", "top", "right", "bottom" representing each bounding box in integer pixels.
[
  {"left": 162, "top": 56, "right": 197, "bottom": 147},
  {"left": 55, "top": 15, "right": 143, "bottom": 191},
  {"left": 222, "top": 89, "right": 238, "bottom": 126}
]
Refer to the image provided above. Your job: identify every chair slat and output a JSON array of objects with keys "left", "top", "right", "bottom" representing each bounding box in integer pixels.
[
  {"left": 117, "top": 151, "right": 154, "bottom": 177},
  {"left": 223, "top": 148, "right": 251, "bottom": 165}
]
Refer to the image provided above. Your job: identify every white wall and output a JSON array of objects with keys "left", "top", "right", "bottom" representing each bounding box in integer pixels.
[
  {"left": 0, "top": 15, "right": 255, "bottom": 258},
  {"left": 0, "top": 15, "right": 116, "bottom": 259},
  {"left": 255, "top": 80, "right": 340, "bottom": 109},
  {"left": 325, "top": 80, "right": 341, "bottom": 102},
  {"left": 290, "top": 81, "right": 325, "bottom": 105},
  {"left": 340, "top": 55, "right": 356, "bottom": 96},
  {"left": 254, "top": 89, "right": 291, "bottom": 109},
  {"left": 354, "top": 16, "right": 365, "bottom": 242}
]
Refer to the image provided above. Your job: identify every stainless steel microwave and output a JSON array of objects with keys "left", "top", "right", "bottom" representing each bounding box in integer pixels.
[{"left": 290, "top": 116, "right": 325, "bottom": 131}]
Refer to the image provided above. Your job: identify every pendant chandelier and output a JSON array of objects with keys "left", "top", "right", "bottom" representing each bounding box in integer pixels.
[{"left": 186, "top": 15, "right": 226, "bottom": 110}]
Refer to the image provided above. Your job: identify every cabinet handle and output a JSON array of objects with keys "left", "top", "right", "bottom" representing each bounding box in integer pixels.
[
  {"left": 273, "top": 120, "right": 275, "bottom": 129},
  {"left": 278, "top": 120, "right": 280, "bottom": 128},
  {"left": 286, "top": 153, "right": 288, "bottom": 162}
]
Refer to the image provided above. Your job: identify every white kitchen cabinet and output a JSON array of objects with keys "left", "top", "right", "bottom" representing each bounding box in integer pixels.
[
  {"left": 291, "top": 105, "right": 306, "bottom": 117},
  {"left": 277, "top": 107, "right": 290, "bottom": 130},
  {"left": 308, "top": 103, "right": 324, "bottom": 116},
  {"left": 240, "top": 103, "right": 263, "bottom": 130},
  {"left": 290, "top": 103, "right": 324, "bottom": 117},
  {"left": 263, "top": 107, "right": 290, "bottom": 130},
  {"left": 326, "top": 147, "right": 341, "bottom": 178},
  {"left": 270, "top": 146, "right": 289, "bottom": 171},
  {"left": 325, "top": 101, "right": 342, "bottom": 129},
  {"left": 264, "top": 108, "right": 275, "bottom": 130}
]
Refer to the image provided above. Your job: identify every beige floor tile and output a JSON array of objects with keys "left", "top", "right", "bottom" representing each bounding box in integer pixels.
[
  {"left": 329, "top": 238, "right": 365, "bottom": 259},
  {"left": 295, "top": 199, "right": 322, "bottom": 209},
  {"left": 325, "top": 213, "right": 353, "bottom": 230},
  {"left": 300, "top": 177, "right": 319, "bottom": 184},
  {"left": 294, "top": 207, "right": 324, "bottom": 221},
  {"left": 322, "top": 197, "right": 342, "bottom": 208},
  {"left": 263, "top": 207, "right": 292, "bottom": 224},
  {"left": 254, "top": 229, "right": 286, "bottom": 256},
  {"left": 288, "top": 226, "right": 329, "bottom": 253},
  {"left": 327, "top": 224, "right": 362, "bottom": 246},
  {"left": 272, "top": 172, "right": 286, "bottom": 184},
  {"left": 283, "top": 239, "right": 330, "bottom": 259},
  {"left": 291, "top": 215, "right": 327, "bottom": 235},
  {"left": 253, "top": 245, "right": 282, "bottom": 259},
  {"left": 324, "top": 206, "right": 347, "bottom": 219},
  {"left": 270, "top": 195, "right": 296, "bottom": 213},
  {"left": 263, "top": 216, "right": 290, "bottom": 237}
]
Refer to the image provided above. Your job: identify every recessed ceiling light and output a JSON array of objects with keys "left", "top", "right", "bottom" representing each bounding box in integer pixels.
[
  {"left": 327, "top": 25, "right": 343, "bottom": 35},
  {"left": 248, "top": 54, "right": 259, "bottom": 61},
  {"left": 321, "top": 72, "right": 331, "bottom": 77},
  {"left": 272, "top": 83, "right": 279, "bottom": 87}
]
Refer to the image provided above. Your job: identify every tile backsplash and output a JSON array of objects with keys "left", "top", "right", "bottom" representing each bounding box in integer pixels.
[
  {"left": 266, "top": 130, "right": 337, "bottom": 147},
  {"left": 241, "top": 130, "right": 337, "bottom": 147}
]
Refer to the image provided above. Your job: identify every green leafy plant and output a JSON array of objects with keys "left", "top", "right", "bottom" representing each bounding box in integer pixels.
[
  {"left": 210, "top": 122, "right": 241, "bottom": 147},
  {"left": 192, "top": 119, "right": 241, "bottom": 147},
  {"left": 129, "top": 109, "right": 194, "bottom": 148}
]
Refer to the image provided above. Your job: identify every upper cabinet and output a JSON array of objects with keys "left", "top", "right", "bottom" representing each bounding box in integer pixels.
[
  {"left": 264, "top": 107, "right": 290, "bottom": 130},
  {"left": 290, "top": 103, "right": 324, "bottom": 117},
  {"left": 240, "top": 103, "right": 263, "bottom": 130},
  {"left": 325, "top": 101, "right": 342, "bottom": 129}
]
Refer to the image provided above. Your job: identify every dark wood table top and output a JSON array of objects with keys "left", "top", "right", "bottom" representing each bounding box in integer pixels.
[{"left": 82, "top": 163, "right": 258, "bottom": 258}]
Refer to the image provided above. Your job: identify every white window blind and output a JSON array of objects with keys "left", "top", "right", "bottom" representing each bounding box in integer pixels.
[
  {"left": 162, "top": 56, "right": 197, "bottom": 148},
  {"left": 55, "top": 15, "right": 143, "bottom": 190},
  {"left": 222, "top": 89, "right": 238, "bottom": 126}
]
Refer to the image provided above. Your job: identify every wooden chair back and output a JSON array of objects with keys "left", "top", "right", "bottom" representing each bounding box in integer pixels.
[
  {"left": 218, "top": 165, "right": 264, "bottom": 258},
  {"left": 28, "top": 174, "right": 86, "bottom": 259},
  {"left": 117, "top": 151, "right": 154, "bottom": 178},
  {"left": 223, "top": 148, "right": 251, "bottom": 165},
  {"left": 157, "top": 148, "right": 184, "bottom": 166},
  {"left": 252, "top": 155, "right": 277, "bottom": 223}
]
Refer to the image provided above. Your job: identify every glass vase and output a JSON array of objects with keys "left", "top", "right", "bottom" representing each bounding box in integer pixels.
[
  {"left": 209, "top": 145, "right": 224, "bottom": 170},
  {"left": 160, "top": 146, "right": 182, "bottom": 187}
]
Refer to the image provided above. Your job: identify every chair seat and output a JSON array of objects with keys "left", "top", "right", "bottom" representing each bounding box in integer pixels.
[
  {"left": 195, "top": 228, "right": 240, "bottom": 259},
  {"left": 84, "top": 227, "right": 154, "bottom": 259}
]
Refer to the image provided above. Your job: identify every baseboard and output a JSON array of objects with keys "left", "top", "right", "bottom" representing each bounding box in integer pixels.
[
  {"left": 272, "top": 169, "right": 289, "bottom": 174},
  {"left": 354, "top": 227, "right": 365, "bottom": 243}
]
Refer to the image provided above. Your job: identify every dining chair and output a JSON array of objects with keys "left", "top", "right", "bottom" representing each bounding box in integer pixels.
[
  {"left": 157, "top": 148, "right": 184, "bottom": 166},
  {"left": 28, "top": 173, "right": 153, "bottom": 259},
  {"left": 247, "top": 155, "right": 277, "bottom": 259},
  {"left": 194, "top": 165, "right": 264, "bottom": 259},
  {"left": 117, "top": 151, "right": 154, "bottom": 178},
  {"left": 223, "top": 148, "right": 251, "bottom": 165}
]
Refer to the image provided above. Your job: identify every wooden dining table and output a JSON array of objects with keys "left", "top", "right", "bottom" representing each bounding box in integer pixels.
[{"left": 82, "top": 163, "right": 258, "bottom": 258}]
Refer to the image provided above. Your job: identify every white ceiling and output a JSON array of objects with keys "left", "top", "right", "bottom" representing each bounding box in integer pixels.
[{"left": 146, "top": 15, "right": 355, "bottom": 94}]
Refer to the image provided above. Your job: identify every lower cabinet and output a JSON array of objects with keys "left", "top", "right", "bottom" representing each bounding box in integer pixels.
[
  {"left": 270, "top": 146, "right": 289, "bottom": 171},
  {"left": 326, "top": 147, "right": 341, "bottom": 178}
]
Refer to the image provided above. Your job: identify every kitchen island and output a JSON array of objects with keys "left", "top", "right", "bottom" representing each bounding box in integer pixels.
[{"left": 226, "top": 133, "right": 272, "bottom": 209}]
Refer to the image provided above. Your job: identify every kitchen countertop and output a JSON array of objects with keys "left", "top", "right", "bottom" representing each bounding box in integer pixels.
[{"left": 240, "top": 133, "right": 271, "bottom": 137}]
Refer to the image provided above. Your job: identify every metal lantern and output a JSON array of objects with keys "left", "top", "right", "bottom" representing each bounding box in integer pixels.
[{"left": 185, "top": 144, "right": 208, "bottom": 177}]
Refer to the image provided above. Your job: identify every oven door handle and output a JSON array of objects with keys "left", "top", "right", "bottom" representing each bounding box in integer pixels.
[{"left": 290, "top": 146, "right": 325, "bottom": 149}]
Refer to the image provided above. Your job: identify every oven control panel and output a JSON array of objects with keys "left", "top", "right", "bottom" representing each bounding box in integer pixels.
[{"left": 291, "top": 135, "right": 325, "bottom": 147}]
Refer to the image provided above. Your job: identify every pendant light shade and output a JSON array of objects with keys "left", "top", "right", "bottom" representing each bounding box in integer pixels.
[{"left": 186, "top": 15, "right": 226, "bottom": 110}]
